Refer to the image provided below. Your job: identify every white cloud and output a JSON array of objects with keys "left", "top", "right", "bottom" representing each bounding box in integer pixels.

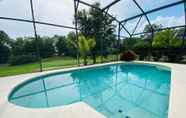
[
  {"left": 33, "top": 0, "right": 74, "bottom": 27},
  {"left": 123, "top": 15, "right": 185, "bottom": 35},
  {"left": 151, "top": 16, "right": 185, "bottom": 28},
  {"left": 0, "top": 19, "right": 35, "bottom": 38}
]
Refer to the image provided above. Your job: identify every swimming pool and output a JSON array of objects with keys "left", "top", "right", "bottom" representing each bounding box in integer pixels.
[{"left": 9, "top": 63, "right": 171, "bottom": 118}]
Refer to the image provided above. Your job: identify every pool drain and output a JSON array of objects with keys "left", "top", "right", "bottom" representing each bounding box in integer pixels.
[
  {"left": 118, "top": 109, "right": 123, "bottom": 113},
  {"left": 118, "top": 109, "right": 131, "bottom": 118},
  {"left": 125, "top": 116, "right": 130, "bottom": 118}
]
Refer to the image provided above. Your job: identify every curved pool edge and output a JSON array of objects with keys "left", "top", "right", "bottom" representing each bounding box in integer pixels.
[
  {"left": 8, "top": 61, "right": 172, "bottom": 104},
  {"left": 0, "top": 61, "right": 185, "bottom": 118}
]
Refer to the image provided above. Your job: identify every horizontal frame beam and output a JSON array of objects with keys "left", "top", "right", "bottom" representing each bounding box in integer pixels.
[
  {"left": 0, "top": 17, "right": 79, "bottom": 30},
  {"left": 132, "top": 25, "right": 186, "bottom": 36},
  {"left": 102, "top": 0, "right": 121, "bottom": 11}
]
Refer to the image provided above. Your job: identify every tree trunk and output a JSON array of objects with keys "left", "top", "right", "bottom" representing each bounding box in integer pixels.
[
  {"left": 91, "top": 52, "right": 96, "bottom": 64},
  {"left": 84, "top": 56, "right": 87, "bottom": 65}
]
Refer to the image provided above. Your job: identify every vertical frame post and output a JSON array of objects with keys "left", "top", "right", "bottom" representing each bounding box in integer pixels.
[
  {"left": 29, "top": 0, "right": 42, "bottom": 72},
  {"left": 117, "top": 22, "right": 121, "bottom": 61},
  {"left": 101, "top": 22, "right": 104, "bottom": 63},
  {"left": 151, "top": 29, "right": 154, "bottom": 60},
  {"left": 74, "top": 0, "right": 80, "bottom": 66},
  {"left": 182, "top": 1, "right": 186, "bottom": 48},
  {"left": 101, "top": 8, "right": 109, "bottom": 63}
]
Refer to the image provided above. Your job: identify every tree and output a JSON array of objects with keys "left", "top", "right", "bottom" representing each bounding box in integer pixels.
[
  {"left": 122, "top": 37, "right": 141, "bottom": 50},
  {"left": 11, "top": 37, "right": 25, "bottom": 56},
  {"left": 24, "top": 37, "right": 37, "bottom": 54},
  {"left": 41, "top": 37, "right": 55, "bottom": 57},
  {"left": 152, "top": 29, "right": 182, "bottom": 48},
  {"left": 152, "top": 29, "right": 182, "bottom": 62},
  {"left": 0, "top": 30, "right": 11, "bottom": 45},
  {"left": 0, "top": 43, "right": 10, "bottom": 64},
  {"left": 12, "top": 36, "right": 55, "bottom": 58},
  {"left": 66, "top": 32, "right": 77, "bottom": 57},
  {"left": 55, "top": 35, "right": 68, "bottom": 56},
  {"left": 76, "top": 2, "right": 116, "bottom": 63},
  {"left": 133, "top": 39, "right": 151, "bottom": 60},
  {"left": 0, "top": 31, "right": 11, "bottom": 64},
  {"left": 142, "top": 24, "right": 162, "bottom": 40},
  {"left": 144, "top": 24, "right": 162, "bottom": 33},
  {"left": 174, "top": 27, "right": 186, "bottom": 46},
  {"left": 78, "top": 35, "right": 96, "bottom": 65},
  {"left": 134, "top": 40, "right": 151, "bottom": 49}
]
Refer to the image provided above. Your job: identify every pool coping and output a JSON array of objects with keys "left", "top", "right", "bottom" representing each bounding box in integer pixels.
[{"left": 0, "top": 61, "right": 186, "bottom": 118}]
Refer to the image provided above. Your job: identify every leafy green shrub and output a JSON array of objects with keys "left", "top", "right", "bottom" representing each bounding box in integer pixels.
[
  {"left": 0, "top": 44, "right": 10, "bottom": 64},
  {"left": 152, "top": 29, "right": 182, "bottom": 48},
  {"left": 152, "top": 51, "right": 161, "bottom": 61},
  {"left": 9, "top": 54, "right": 38, "bottom": 65},
  {"left": 133, "top": 40, "right": 151, "bottom": 60},
  {"left": 120, "top": 50, "right": 137, "bottom": 61},
  {"left": 167, "top": 53, "right": 182, "bottom": 62},
  {"left": 151, "top": 48, "right": 162, "bottom": 61},
  {"left": 166, "top": 48, "right": 183, "bottom": 62},
  {"left": 78, "top": 35, "right": 96, "bottom": 65}
]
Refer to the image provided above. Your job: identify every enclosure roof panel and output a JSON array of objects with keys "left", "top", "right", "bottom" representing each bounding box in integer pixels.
[
  {"left": 135, "top": 0, "right": 182, "bottom": 12},
  {"left": 0, "top": 0, "right": 185, "bottom": 38}
]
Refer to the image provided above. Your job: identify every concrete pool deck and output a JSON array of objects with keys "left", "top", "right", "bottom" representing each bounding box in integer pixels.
[{"left": 0, "top": 61, "right": 185, "bottom": 118}]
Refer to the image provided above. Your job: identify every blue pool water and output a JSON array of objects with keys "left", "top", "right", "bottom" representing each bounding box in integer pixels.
[{"left": 9, "top": 63, "right": 171, "bottom": 118}]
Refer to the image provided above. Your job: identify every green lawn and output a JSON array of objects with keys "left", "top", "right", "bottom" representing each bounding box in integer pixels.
[
  {"left": 0, "top": 63, "right": 40, "bottom": 77},
  {"left": 0, "top": 55, "right": 117, "bottom": 77},
  {"left": 42, "top": 57, "right": 77, "bottom": 69}
]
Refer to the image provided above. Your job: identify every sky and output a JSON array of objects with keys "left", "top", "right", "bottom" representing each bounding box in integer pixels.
[{"left": 0, "top": 0, "right": 185, "bottom": 38}]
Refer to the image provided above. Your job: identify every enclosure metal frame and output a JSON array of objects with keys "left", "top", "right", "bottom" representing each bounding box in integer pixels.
[{"left": 0, "top": 0, "right": 186, "bottom": 71}]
